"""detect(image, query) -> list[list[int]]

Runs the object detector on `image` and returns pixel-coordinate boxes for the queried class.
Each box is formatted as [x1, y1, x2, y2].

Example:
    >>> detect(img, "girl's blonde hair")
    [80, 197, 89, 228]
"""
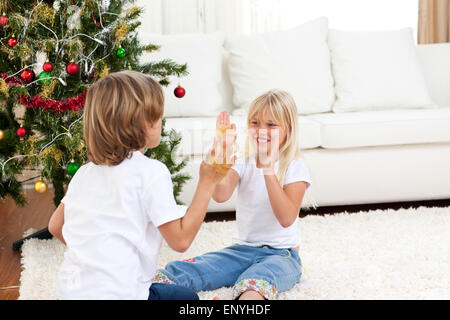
[247, 89, 300, 184]
[83, 70, 164, 166]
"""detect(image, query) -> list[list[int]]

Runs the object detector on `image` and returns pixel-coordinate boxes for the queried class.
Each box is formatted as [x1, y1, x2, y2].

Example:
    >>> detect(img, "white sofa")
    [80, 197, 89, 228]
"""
[139, 18, 450, 212]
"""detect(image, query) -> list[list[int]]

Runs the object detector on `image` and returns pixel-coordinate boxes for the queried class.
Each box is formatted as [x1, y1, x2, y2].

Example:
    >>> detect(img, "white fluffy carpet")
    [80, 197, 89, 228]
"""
[19, 206, 450, 300]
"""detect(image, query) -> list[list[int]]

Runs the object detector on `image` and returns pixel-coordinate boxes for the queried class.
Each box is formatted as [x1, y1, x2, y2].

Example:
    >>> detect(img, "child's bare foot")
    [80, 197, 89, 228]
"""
[238, 290, 265, 300]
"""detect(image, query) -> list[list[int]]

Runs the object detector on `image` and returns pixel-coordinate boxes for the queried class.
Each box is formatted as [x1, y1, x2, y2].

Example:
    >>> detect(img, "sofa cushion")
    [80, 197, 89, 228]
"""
[416, 43, 450, 107]
[224, 17, 335, 115]
[328, 28, 434, 112]
[165, 116, 321, 156]
[308, 107, 450, 149]
[139, 32, 226, 117]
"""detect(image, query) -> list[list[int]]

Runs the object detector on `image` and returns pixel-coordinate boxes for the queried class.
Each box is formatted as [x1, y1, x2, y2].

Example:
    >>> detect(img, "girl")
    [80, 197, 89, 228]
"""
[48, 71, 225, 300]
[155, 89, 311, 300]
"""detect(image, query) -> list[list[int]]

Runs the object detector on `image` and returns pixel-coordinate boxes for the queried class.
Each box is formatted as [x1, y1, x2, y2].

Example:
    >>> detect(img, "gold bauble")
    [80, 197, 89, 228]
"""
[34, 180, 48, 193]
[0, 129, 4, 140]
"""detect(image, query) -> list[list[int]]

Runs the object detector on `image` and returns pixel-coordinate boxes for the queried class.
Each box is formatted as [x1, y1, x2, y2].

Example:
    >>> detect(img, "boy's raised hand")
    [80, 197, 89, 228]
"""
[199, 159, 225, 185]
[213, 111, 237, 166]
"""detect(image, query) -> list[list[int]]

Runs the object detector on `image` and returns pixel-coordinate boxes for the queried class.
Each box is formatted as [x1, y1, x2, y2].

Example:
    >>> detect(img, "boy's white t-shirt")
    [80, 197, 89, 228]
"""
[57, 151, 187, 300]
[231, 156, 311, 249]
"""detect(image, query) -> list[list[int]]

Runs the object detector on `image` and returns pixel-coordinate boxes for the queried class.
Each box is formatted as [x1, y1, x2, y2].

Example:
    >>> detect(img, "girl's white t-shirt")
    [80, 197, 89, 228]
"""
[231, 156, 311, 249]
[57, 151, 187, 300]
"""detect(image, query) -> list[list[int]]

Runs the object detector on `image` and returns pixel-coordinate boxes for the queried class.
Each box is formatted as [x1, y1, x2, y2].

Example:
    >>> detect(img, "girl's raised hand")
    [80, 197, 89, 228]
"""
[255, 128, 280, 175]
[216, 110, 231, 129]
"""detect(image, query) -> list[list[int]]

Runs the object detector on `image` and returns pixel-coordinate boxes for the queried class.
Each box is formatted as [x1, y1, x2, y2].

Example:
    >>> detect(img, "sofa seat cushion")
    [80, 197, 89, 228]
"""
[308, 107, 450, 149]
[165, 115, 321, 156]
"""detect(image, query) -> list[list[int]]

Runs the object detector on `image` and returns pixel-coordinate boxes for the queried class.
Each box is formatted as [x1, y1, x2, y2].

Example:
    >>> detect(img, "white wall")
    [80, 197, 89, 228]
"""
[136, 0, 419, 40]
[278, 0, 418, 36]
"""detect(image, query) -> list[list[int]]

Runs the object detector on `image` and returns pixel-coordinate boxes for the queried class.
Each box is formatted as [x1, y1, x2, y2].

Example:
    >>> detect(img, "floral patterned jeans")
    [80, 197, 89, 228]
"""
[154, 244, 302, 300]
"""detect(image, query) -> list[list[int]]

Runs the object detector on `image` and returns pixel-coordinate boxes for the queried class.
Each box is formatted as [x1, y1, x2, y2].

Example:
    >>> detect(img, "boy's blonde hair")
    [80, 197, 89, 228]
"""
[247, 89, 300, 184]
[83, 70, 164, 166]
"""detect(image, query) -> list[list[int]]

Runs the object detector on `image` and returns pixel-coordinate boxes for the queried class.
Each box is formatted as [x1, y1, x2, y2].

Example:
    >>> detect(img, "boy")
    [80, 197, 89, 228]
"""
[49, 71, 226, 299]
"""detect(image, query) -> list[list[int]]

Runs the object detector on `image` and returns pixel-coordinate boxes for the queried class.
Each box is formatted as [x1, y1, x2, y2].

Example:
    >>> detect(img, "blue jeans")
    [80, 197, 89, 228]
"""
[148, 283, 199, 300]
[154, 244, 302, 300]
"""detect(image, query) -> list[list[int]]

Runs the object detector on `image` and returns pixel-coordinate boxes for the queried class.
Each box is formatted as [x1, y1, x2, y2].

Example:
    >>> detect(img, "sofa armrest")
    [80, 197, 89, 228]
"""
[416, 43, 450, 106]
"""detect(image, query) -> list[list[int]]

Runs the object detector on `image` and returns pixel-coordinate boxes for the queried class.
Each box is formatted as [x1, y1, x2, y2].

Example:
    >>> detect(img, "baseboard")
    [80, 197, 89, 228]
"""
[205, 198, 450, 221]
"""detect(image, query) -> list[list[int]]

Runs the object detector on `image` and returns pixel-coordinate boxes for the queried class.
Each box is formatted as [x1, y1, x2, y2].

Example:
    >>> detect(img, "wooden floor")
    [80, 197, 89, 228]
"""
[0, 189, 57, 300]
[1, 189, 449, 300]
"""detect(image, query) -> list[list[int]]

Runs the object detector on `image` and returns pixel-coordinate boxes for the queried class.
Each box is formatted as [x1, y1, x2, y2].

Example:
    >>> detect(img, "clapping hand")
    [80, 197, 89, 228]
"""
[207, 111, 237, 175]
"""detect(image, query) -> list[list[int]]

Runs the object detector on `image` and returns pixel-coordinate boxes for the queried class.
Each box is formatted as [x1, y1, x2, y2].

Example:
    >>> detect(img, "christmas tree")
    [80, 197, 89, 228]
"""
[0, 0, 190, 208]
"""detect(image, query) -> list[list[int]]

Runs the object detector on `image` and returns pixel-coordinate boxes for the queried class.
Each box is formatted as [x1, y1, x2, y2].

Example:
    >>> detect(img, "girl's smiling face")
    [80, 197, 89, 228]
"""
[249, 109, 287, 154]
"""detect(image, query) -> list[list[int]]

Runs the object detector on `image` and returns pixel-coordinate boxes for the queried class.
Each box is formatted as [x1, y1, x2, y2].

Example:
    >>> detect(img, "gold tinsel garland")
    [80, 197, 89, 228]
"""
[40, 145, 64, 164]
[0, 79, 9, 98]
[67, 38, 84, 60]
[40, 79, 57, 99]
[124, 6, 141, 17]
[96, 60, 110, 79]
[16, 42, 33, 62]
[32, 2, 56, 26]
[20, 135, 39, 166]
[99, 66, 110, 79]
[115, 21, 129, 47]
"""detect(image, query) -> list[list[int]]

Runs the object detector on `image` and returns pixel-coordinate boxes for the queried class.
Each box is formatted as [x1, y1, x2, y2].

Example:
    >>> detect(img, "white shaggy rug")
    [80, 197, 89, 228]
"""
[19, 206, 450, 300]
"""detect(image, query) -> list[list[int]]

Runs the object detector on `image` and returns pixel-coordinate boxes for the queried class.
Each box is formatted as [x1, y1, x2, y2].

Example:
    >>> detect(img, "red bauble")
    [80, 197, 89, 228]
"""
[43, 62, 53, 73]
[8, 36, 17, 47]
[17, 127, 26, 138]
[174, 85, 186, 98]
[20, 69, 35, 83]
[66, 62, 79, 75]
[0, 14, 8, 27]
